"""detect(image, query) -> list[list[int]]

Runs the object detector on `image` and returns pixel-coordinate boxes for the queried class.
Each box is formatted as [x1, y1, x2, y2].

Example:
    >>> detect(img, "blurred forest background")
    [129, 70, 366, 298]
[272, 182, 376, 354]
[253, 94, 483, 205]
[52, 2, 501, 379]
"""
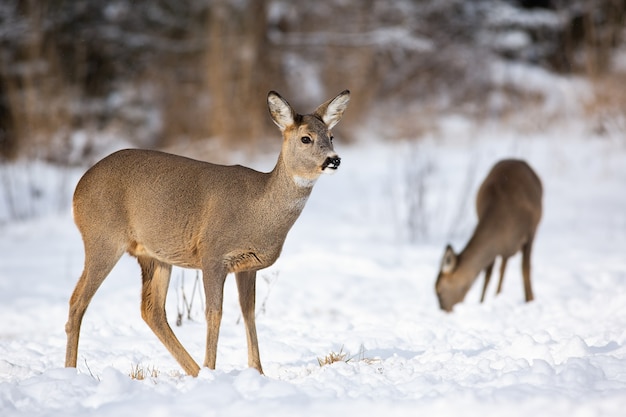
[0, 0, 625, 164]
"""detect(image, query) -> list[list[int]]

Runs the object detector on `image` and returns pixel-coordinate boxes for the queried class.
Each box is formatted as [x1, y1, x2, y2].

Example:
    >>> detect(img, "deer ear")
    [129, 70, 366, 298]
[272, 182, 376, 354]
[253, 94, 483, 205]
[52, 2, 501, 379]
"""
[441, 244, 457, 274]
[268, 91, 295, 131]
[315, 90, 350, 129]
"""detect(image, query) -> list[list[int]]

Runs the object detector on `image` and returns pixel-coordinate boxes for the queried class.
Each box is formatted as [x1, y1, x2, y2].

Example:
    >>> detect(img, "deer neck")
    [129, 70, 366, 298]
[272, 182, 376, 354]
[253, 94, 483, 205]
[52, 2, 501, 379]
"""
[457, 219, 501, 287]
[265, 153, 316, 217]
[217, 155, 316, 273]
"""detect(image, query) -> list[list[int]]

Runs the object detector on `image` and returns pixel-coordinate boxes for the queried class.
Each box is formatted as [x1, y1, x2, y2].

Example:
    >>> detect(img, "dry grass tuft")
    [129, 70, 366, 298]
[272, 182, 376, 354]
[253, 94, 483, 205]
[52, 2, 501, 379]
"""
[317, 345, 378, 367]
[317, 347, 349, 367]
[129, 364, 160, 380]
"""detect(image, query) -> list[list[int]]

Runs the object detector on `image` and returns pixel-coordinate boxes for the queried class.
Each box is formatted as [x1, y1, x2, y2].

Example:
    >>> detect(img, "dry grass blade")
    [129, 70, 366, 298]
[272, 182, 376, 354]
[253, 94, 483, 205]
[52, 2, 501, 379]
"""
[317, 345, 379, 367]
[129, 364, 160, 380]
[317, 346, 349, 367]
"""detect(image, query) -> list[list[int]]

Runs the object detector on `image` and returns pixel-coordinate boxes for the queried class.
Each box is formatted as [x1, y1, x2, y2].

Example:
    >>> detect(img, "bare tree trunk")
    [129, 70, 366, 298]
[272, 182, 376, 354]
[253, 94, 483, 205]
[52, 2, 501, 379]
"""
[206, 0, 270, 145]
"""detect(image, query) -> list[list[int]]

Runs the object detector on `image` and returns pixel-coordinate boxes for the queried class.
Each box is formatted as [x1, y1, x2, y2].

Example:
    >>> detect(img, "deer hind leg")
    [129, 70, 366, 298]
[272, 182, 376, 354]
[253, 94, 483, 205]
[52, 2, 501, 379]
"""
[65, 242, 124, 368]
[521, 238, 534, 302]
[202, 263, 228, 371]
[236, 270, 263, 374]
[138, 256, 200, 376]
[480, 261, 495, 303]
[496, 257, 508, 296]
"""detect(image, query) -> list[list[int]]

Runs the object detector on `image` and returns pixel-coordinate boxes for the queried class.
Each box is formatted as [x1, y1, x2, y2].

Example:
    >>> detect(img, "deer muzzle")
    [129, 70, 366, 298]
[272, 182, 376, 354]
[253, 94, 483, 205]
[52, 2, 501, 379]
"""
[322, 156, 341, 171]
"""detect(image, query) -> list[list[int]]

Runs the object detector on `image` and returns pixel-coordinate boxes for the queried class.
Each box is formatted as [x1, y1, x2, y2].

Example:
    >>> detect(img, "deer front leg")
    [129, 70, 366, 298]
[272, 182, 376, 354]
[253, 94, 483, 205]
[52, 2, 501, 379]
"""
[236, 270, 263, 374]
[496, 257, 508, 295]
[522, 239, 534, 302]
[202, 264, 228, 370]
[480, 261, 495, 303]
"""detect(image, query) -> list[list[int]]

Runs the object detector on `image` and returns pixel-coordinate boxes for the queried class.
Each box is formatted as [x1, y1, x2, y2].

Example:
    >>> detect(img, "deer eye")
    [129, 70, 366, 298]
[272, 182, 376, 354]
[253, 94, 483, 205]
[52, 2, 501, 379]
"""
[330, 135, 334, 142]
[301, 136, 312, 144]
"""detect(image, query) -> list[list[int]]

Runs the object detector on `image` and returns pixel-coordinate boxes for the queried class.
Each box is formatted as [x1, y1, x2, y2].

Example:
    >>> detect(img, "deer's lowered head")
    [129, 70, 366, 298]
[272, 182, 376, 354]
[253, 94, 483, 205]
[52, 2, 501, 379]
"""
[435, 244, 474, 312]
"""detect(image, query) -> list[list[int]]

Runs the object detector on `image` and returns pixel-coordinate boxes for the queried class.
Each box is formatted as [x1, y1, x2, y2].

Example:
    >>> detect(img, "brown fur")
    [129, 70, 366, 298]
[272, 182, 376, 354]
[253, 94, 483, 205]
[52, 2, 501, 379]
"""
[435, 159, 543, 312]
[65, 90, 350, 375]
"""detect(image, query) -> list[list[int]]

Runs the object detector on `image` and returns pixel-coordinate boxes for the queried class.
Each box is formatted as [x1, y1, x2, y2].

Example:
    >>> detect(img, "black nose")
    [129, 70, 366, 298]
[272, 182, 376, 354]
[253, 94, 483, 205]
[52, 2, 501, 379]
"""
[322, 156, 341, 170]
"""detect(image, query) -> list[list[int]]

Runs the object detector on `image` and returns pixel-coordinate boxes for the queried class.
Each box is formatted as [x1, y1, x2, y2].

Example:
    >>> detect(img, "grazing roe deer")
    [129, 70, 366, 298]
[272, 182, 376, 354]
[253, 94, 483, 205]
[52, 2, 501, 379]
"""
[435, 159, 542, 312]
[65, 90, 350, 376]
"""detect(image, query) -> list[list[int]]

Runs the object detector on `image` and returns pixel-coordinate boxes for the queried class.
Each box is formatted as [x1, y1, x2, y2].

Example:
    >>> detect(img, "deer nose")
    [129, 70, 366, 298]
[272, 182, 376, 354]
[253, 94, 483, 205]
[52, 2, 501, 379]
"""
[322, 156, 341, 170]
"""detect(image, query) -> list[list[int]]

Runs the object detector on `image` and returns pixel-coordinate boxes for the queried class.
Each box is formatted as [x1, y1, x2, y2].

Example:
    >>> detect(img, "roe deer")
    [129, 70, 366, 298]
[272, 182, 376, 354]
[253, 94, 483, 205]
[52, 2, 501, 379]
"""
[435, 159, 542, 312]
[65, 90, 350, 376]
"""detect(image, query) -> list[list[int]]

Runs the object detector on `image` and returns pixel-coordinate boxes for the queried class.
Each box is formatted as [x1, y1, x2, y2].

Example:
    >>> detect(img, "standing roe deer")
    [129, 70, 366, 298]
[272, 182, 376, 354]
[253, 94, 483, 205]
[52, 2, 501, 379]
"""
[435, 159, 542, 312]
[65, 90, 350, 376]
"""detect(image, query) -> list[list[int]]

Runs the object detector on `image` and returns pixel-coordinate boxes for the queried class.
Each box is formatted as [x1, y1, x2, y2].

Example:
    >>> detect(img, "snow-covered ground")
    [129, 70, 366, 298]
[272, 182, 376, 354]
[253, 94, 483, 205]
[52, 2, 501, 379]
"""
[1, 121, 625, 416]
